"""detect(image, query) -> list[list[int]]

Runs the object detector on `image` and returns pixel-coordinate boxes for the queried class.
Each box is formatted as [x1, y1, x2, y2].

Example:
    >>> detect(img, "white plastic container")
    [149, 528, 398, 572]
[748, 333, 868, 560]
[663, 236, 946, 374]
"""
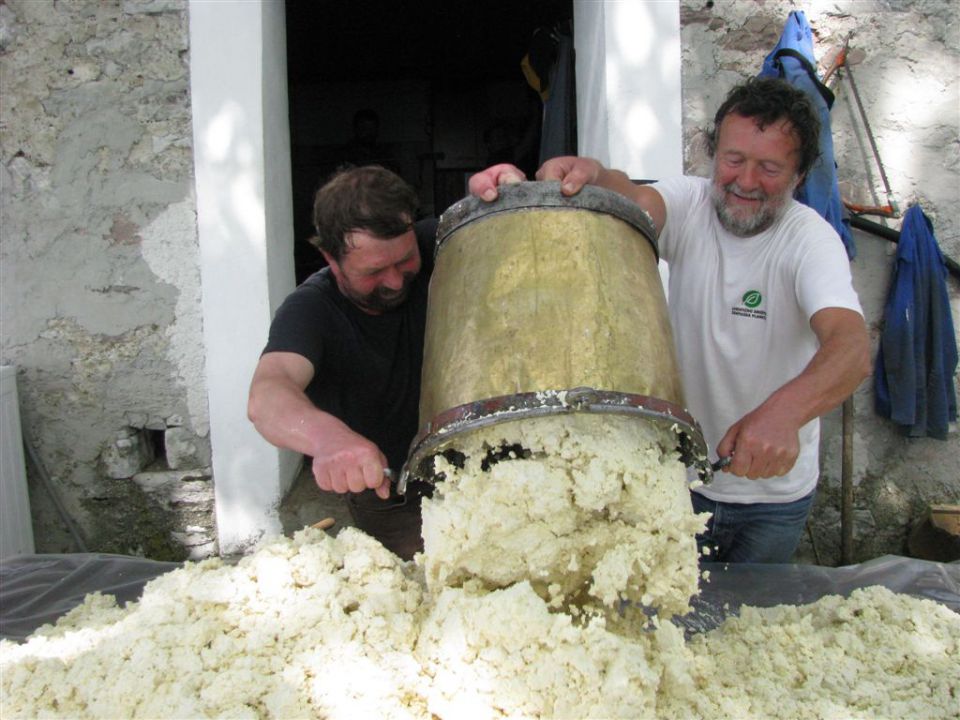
[1, 365, 34, 558]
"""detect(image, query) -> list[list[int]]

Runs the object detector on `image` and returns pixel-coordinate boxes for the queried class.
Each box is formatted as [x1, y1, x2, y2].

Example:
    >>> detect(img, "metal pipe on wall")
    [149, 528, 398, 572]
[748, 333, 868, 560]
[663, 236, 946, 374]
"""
[840, 396, 854, 564]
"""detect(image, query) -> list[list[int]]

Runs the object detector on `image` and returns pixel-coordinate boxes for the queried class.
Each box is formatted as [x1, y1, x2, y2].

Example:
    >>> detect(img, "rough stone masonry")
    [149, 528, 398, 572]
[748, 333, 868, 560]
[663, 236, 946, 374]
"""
[0, 0, 212, 559]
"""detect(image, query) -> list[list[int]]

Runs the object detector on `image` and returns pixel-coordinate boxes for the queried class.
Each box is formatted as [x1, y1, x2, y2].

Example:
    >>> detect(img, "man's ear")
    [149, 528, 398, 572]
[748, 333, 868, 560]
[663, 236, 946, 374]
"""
[792, 173, 806, 197]
[320, 250, 343, 281]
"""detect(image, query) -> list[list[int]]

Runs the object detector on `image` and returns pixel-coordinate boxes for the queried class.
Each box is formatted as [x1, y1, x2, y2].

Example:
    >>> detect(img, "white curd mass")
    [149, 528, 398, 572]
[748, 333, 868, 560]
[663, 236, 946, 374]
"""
[2, 414, 957, 718]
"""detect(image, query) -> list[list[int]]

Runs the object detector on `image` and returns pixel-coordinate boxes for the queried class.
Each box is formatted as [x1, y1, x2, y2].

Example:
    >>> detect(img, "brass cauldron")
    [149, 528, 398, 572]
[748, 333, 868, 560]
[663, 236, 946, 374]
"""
[401, 181, 707, 488]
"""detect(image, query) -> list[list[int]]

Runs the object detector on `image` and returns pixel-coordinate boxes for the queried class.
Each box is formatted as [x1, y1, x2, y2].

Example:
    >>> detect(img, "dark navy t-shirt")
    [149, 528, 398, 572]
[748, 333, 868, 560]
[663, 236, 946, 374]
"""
[262, 219, 438, 470]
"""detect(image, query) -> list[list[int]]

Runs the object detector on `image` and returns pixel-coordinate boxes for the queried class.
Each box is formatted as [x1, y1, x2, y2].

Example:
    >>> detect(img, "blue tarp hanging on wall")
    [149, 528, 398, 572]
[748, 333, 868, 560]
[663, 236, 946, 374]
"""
[874, 205, 958, 439]
[759, 11, 856, 259]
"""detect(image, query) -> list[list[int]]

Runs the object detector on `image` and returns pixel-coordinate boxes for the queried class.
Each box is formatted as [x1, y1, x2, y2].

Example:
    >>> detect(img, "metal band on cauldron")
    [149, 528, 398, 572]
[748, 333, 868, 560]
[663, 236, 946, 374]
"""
[435, 181, 659, 261]
[400, 387, 709, 492]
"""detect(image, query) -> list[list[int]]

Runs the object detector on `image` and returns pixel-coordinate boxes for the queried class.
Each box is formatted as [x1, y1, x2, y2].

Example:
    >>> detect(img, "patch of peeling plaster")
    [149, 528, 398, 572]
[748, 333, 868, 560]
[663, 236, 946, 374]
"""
[139, 199, 209, 435]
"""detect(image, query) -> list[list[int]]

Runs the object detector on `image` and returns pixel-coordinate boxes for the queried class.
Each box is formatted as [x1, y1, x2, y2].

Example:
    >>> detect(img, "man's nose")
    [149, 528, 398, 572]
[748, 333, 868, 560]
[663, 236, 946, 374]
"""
[381, 266, 404, 290]
[737, 163, 760, 191]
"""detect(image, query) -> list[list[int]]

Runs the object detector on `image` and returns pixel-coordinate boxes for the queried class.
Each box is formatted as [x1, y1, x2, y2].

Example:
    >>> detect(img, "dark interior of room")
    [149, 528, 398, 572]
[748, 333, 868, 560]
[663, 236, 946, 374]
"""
[285, 0, 573, 281]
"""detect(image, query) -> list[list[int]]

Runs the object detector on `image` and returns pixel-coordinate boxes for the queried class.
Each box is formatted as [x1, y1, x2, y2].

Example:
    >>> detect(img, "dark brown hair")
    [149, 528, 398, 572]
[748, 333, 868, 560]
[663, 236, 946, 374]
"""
[707, 77, 821, 180]
[309, 165, 419, 261]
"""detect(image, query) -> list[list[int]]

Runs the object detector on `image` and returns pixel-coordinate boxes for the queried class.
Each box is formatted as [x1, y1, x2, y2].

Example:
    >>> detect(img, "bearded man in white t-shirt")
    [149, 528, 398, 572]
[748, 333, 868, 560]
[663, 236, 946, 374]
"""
[469, 77, 871, 563]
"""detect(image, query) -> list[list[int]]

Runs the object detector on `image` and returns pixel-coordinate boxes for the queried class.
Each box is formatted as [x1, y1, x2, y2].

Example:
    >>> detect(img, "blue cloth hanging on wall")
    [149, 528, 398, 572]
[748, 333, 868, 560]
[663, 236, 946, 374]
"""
[759, 11, 856, 259]
[874, 205, 958, 439]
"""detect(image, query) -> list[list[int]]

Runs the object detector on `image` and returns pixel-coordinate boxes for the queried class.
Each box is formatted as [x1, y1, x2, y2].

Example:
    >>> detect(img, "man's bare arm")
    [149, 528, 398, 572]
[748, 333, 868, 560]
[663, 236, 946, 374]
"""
[717, 307, 872, 478]
[248, 352, 390, 498]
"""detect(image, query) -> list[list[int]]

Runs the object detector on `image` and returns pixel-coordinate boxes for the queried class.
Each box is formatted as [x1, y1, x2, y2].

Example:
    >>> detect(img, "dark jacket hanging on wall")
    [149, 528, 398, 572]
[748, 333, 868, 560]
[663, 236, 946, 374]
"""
[522, 22, 577, 164]
[874, 204, 958, 439]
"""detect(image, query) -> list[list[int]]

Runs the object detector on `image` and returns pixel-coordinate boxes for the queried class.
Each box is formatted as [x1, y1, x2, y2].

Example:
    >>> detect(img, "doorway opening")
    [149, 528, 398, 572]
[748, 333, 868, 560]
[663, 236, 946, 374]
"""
[284, 1, 573, 282]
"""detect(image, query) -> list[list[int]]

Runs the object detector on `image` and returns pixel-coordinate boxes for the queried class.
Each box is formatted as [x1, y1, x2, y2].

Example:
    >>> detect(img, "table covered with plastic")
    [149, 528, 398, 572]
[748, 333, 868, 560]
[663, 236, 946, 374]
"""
[1, 551, 957, 642]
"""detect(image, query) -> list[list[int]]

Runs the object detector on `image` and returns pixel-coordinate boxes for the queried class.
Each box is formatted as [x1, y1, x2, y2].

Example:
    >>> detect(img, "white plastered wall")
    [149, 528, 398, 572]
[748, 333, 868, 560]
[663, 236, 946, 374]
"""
[189, 0, 300, 555]
[575, 0, 683, 178]
[575, 0, 682, 292]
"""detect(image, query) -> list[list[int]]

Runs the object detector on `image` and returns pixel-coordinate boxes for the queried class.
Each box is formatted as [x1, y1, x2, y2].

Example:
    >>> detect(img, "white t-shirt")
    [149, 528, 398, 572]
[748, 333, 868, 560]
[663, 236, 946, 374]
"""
[654, 176, 863, 503]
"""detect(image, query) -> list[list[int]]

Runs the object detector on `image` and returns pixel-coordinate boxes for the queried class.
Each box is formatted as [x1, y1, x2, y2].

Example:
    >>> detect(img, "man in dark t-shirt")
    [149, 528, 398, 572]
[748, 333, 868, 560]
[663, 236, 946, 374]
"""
[248, 166, 436, 560]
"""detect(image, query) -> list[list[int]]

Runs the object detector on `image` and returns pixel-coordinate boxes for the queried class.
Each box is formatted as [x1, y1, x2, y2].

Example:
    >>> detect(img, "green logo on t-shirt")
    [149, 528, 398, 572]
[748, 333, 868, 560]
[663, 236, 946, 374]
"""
[742, 290, 762, 308]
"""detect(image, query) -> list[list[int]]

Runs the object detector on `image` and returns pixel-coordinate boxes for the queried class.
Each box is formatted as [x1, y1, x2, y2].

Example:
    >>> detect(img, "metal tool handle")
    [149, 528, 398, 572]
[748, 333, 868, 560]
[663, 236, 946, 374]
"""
[711, 455, 732, 473]
[394, 468, 409, 495]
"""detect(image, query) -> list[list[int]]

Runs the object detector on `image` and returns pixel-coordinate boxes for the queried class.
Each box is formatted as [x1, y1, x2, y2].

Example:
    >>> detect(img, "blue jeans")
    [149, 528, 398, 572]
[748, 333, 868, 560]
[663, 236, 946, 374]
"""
[690, 489, 815, 564]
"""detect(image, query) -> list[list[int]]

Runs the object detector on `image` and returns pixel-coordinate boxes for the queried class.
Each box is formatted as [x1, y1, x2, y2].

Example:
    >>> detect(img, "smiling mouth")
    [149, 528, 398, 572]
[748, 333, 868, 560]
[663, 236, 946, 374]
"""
[728, 188, 764, 203]
[724, 190, 768, 216]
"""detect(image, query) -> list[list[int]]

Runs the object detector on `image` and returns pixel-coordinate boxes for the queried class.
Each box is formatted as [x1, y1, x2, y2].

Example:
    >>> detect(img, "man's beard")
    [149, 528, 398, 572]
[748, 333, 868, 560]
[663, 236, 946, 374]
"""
[342, 273, 416, 313]
[711, 178, 797, 237]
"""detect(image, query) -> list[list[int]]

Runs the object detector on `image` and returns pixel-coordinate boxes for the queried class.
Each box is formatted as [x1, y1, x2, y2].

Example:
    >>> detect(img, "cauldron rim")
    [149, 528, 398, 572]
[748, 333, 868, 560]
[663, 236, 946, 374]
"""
[435, 180, 659, 260]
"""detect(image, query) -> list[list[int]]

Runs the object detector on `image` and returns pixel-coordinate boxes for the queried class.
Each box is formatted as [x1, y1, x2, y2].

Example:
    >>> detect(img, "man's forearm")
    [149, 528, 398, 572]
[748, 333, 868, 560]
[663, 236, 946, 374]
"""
[716, 311, 871, 477]
[249, 374, 391, 498]
[248, 378, 346, 458]
[760, 313, 871, 428]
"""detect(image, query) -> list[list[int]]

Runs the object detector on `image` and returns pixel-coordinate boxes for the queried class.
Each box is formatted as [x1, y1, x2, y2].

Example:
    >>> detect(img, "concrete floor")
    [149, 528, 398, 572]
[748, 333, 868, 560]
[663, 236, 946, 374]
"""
[278, 463, 355, 538]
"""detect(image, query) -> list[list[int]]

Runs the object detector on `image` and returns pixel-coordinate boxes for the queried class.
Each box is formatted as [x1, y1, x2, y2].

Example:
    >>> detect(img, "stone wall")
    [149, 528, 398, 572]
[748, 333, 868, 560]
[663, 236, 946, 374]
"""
[0, 0, 214, 559]
[679, 0, 959, 563]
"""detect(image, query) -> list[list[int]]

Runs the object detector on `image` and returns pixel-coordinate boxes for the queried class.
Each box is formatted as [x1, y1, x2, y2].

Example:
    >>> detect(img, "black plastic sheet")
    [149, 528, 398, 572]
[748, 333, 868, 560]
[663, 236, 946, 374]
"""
[1, 552, 957, 643]
[678, 554, 960, 635]
[1, 553, 180, 642]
